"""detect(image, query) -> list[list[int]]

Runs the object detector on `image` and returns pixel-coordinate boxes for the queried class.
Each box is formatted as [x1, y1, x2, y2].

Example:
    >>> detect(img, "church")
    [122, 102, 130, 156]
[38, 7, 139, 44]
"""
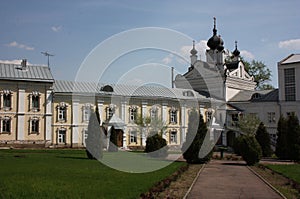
[0, 18, 299, 150]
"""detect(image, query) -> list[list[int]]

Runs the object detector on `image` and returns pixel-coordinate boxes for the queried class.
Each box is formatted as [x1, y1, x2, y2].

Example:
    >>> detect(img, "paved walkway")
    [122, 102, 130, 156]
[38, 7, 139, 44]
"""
[186, 160, 283, 199]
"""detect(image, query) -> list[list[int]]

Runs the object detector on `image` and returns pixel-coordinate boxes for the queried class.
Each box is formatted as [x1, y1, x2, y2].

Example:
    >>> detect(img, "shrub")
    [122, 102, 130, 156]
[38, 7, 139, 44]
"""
[255, 122, 272, 157]
[108, 126, 118, 152]
[182, 109, 213, 164]
[144, 134, 168, 158]
[233, 135, 243, 156]
[239, 135, 262, 165]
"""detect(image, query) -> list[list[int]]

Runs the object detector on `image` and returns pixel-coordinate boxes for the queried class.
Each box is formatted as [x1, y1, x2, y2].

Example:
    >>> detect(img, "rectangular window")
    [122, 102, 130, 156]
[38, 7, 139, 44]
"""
[31, 119, 39, 133]
[284, 68, 296, 101]
[83, 107, 91, 122]
[58, 130, 66, 144]
[170, 111, 177, 124]
[170, 131, 177, 143]
[130, 131, 137, 143]
[3, 94, 11, 108]
[32, 95, 39, 110]
[58, 107, 66, 121]
[106, 107, 114, 120]
[267, 112, 276, 123]
[151, 109, 157, 119]
[2, 118, 11, 133]
[129, 108, 137, 122]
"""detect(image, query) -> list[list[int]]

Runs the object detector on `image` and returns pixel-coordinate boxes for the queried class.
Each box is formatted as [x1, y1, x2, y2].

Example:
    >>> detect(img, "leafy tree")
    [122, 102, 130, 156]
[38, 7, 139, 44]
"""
[86, 111, 103, 159]
[182, 109, 213, 163]
[255, 122, 272, 157]
[108, 126, 118, 152]
[238, 114, 261, 136]
[242, 59, 274, 90]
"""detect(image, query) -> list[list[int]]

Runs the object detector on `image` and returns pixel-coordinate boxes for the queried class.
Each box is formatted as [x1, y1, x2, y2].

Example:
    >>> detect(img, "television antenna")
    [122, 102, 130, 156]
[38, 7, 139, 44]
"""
[41, 51, 54, 68]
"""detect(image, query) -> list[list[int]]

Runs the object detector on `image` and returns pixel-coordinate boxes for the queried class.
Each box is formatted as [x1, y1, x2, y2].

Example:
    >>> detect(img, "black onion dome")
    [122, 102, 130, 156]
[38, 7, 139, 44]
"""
[217, 35, 224, 51]
[232, 41, 240, 56]
[190, 40, 198, 55]
[207, 17, 223, 50]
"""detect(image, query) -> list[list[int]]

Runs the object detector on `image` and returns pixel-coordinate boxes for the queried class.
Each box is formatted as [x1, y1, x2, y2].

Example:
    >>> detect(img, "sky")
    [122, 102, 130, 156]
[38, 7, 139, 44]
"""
[1, 0, 300, 88]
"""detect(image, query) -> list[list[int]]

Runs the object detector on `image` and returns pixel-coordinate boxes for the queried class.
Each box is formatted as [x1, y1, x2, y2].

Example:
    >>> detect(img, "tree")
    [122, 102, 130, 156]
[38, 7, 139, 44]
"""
[239, 135, 262, 165]
[182, 109, 213, 163]
[86, 111, 103, 159]
[276, 114, 300, 161]
[242, 59, 274, 90]
[108, 126, 118, 152]
[286, 114, 300, 161]
[255, 122, 272, 157]
[275, 116, 288, 159]
[238, 114, 261, 136]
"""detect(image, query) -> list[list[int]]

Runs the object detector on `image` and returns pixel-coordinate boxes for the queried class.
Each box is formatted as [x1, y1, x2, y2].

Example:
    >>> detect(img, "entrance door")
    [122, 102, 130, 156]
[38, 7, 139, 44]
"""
[116, 130, 123, 147]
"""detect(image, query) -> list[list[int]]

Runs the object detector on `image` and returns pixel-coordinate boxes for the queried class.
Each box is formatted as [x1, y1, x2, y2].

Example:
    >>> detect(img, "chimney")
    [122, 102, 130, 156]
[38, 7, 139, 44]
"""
[21, 59, 27, 70]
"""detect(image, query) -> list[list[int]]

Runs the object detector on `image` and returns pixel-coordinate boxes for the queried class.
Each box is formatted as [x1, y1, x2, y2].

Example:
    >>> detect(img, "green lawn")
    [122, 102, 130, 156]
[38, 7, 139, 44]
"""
[266, 164, 300, 183]
[0, 149, 185, 199]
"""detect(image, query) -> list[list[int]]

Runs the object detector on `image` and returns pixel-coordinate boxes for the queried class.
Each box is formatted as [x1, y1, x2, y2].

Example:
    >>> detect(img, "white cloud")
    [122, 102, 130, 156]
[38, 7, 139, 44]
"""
[240, 50, 255, 60]
[51, 25, 62, 32]
[6, 41, 34, 51]
[278, 39, 300, 50]
[180, 40, 208, 61]
[162, 54, 174, 64]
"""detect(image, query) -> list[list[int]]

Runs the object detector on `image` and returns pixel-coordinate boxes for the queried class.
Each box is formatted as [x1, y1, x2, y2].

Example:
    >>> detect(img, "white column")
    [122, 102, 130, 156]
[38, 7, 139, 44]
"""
[45, 90, 52, 141]
[72, 100, 79, 147]
[162, 103, 167, 123]
[141, 102, 147, 118]
[97, 100, 104, 126]
[17, 88, 25, 140]
[141, 102, 147, 146]
[180, 104, 186, 145]
[121, 100, 127, 148]
[121, 100, 126, 123]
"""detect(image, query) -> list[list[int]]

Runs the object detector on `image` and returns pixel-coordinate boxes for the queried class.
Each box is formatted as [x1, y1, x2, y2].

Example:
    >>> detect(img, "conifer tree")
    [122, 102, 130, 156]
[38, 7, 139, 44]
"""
[276, 116, 288, 159]
[182, 109, 212, 163]
[255, 122, 272, 157]
[108, 126, 118, 152]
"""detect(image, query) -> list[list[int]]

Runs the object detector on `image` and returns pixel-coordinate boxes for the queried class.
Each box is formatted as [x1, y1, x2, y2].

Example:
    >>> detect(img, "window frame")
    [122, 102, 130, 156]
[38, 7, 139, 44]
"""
[129, 130, 137, 144]
[1, 116, 11, 134]
[170, 130, 177, 144]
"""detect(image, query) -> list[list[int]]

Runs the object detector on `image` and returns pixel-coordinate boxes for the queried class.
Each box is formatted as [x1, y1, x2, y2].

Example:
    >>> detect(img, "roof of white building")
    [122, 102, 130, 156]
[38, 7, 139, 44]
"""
[279, 54, 300, 65]
[54, 80, 209, 101]
[229, 89, 278, 102]
[0, 62, 54, 82]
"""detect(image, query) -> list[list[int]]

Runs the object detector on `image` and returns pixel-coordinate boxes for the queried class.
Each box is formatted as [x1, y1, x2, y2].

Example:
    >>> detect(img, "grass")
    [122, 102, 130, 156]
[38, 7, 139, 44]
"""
[0, 149, 185, 199]
[252, 164, 300, 199]
[266, 164, 300, 184]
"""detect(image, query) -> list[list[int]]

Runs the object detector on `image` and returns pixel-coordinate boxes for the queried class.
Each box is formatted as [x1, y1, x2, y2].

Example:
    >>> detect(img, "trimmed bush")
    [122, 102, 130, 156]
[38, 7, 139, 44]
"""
[239, 135, 262, 165]
[145, 134, 168, 158]
[182, 109, 213, 164]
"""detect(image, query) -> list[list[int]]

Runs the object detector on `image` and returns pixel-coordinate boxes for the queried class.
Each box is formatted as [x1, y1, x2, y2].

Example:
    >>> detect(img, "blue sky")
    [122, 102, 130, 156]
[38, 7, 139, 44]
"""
[1, 0, 300, 87]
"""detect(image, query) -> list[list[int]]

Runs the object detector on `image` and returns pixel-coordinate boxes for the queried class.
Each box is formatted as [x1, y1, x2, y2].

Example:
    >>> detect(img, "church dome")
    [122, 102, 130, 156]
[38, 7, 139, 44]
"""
[190, 40, 198, 55]
[207, 17, 224, 51]
[232, 41, 240, 56]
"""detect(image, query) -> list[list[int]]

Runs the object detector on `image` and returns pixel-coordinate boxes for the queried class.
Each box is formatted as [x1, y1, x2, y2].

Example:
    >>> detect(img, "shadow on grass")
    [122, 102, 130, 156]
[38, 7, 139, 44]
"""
[56, 156, 90, 160]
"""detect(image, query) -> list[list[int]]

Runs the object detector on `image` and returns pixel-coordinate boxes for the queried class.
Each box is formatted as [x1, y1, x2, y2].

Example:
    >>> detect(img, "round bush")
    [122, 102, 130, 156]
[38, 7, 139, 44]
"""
[145, 134, 168, 158]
